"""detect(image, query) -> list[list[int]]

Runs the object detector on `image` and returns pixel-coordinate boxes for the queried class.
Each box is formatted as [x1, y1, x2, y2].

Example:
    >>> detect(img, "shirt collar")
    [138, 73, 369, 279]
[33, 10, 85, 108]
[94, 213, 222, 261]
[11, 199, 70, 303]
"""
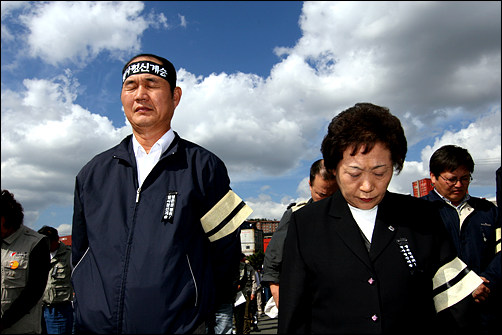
[132, 128, 175, 157]
[2, 225, 25, 245]
[433, 188, 471, 209]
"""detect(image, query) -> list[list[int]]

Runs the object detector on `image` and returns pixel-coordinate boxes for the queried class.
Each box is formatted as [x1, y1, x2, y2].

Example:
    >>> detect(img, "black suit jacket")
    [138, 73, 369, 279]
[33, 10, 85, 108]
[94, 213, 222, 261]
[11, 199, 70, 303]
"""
[278, 190, 480, 334]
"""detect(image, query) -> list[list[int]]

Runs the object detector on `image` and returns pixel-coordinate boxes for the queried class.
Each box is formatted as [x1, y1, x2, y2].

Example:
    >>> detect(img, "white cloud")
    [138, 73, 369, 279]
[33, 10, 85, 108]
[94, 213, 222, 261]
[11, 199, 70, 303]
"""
[244, 194, 289, 221]
[389, 108, 501, 197]
[1, 1, 500, 225]
[179, 14, 187, 28]
[421, 109, 501, 184]
[1, 72, 131, 225]
[17, 1, 165, 66]
[172, 1, 500, 185]
[55, 224, 72, 237]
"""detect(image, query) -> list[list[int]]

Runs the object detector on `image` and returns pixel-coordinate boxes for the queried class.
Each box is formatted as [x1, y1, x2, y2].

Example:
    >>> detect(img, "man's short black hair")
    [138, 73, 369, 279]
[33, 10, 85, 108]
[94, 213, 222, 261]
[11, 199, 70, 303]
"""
[429, 145, 475, 177]
[38, 225, 59, 242]
[309, 159, 335, 184]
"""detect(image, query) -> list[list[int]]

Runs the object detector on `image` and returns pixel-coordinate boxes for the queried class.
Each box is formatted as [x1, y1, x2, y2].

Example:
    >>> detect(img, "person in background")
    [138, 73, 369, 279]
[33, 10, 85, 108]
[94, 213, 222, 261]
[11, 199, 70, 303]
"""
[1, 190, 50, 334]
[37, 226, 73, 334]
[262, 159, 338, 308]
[71, 53, 252, 334]
[278, 103, 483, 334]
[233, 255, 256, 335]
[423, 145, 500, 334]
[250, 266, 261, 332]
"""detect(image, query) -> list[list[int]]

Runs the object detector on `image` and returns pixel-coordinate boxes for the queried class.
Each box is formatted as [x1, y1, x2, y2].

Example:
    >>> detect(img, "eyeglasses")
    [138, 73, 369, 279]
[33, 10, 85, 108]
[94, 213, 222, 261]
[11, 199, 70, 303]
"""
[439, 174, 472, 186]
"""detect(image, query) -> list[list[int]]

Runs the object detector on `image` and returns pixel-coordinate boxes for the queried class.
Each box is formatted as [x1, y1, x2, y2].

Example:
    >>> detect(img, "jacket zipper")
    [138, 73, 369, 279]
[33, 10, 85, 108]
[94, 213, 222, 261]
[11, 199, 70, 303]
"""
[136, 187, 141, 203]
[117, 187, 141, 333]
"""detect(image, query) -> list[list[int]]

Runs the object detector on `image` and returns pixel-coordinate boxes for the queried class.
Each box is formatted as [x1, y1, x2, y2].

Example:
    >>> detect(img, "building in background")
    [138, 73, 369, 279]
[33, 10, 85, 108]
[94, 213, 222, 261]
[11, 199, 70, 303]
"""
[240, 220, 279, 255]
[254, 220, 279, 234]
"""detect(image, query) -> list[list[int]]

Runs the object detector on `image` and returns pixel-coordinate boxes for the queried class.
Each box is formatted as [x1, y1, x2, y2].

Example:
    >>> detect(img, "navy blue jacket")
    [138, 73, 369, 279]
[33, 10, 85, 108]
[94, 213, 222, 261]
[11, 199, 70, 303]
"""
[422, 191, 500, 289]
[422, 190, 501, 332]
[71, 133, 247, 334]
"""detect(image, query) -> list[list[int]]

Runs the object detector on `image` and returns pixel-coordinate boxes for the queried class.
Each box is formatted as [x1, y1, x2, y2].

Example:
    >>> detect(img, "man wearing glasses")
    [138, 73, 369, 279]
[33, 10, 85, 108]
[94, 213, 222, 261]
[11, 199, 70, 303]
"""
[423, 145, 500, 334]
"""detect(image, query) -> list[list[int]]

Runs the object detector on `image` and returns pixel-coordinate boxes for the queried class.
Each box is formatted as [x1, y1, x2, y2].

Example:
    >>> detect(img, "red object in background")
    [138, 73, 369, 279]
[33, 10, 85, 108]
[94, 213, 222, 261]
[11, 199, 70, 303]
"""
[412, 178, 433, 197]
[263, 237, 271, 252]
[59, 235, 72, 246]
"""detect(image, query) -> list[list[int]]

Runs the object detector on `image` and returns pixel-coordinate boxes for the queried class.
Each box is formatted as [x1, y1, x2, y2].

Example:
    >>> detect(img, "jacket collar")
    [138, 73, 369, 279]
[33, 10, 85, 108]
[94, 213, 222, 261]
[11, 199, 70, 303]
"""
[3, 225, 27, 246]
[433, 188, 471, 209]
[328, 191, 372, 268]
[370, 193, 398, 262]
[327, 191, 397, 268]
[112, 132, 182, 165]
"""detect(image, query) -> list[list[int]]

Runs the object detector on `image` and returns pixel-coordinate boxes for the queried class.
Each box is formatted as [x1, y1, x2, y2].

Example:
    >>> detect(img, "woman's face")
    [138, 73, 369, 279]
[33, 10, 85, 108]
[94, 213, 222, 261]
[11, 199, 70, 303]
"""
[335, 142, 394, 210]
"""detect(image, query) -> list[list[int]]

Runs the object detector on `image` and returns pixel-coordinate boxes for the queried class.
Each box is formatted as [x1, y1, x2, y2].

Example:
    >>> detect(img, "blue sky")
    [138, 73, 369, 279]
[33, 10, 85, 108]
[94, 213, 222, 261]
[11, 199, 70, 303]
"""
[1, 1, 501, 236]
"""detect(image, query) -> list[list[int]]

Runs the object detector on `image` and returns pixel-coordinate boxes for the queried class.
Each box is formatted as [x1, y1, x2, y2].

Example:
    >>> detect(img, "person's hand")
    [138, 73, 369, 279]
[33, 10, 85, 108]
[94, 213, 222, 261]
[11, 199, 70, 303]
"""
[270, 283, 279, 308]
[472, 276, 490, 303]
[250, 293, 255, 300]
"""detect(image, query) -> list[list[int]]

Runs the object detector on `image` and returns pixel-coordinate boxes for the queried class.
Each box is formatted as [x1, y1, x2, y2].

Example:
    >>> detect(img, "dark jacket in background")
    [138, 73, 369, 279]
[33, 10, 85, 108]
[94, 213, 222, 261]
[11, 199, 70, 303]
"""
[262, 199, 311, 285]
[423, 190, 501, 333]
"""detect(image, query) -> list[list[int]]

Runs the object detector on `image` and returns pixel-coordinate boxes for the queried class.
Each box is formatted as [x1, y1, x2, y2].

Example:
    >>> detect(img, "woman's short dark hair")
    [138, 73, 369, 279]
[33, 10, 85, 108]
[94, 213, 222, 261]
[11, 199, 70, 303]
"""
[429, 145, 474, 177]
[321, 103, 407, 174]
[1, 189, 24, 231]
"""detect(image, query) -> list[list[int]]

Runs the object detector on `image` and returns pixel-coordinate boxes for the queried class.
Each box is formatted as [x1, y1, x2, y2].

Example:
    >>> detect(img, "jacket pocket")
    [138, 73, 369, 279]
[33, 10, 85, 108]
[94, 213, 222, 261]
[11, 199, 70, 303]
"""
[186, 254, 198, 307]
[2, 254, 28, 288]
[71, 248, 114, 333]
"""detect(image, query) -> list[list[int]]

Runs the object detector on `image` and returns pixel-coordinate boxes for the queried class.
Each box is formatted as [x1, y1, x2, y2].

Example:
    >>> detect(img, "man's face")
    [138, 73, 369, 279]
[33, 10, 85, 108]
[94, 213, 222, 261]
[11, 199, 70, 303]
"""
[121, 56, 181, 135]
[335, 142, 393, 210]
[309, 174, 338, 202]
[430, 166, 471, 205]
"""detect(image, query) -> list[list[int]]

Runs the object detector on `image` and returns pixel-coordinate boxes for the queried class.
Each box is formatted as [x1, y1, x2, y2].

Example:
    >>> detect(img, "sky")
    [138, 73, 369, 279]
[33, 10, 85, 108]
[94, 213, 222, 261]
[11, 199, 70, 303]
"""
[1, 1, 501, 237]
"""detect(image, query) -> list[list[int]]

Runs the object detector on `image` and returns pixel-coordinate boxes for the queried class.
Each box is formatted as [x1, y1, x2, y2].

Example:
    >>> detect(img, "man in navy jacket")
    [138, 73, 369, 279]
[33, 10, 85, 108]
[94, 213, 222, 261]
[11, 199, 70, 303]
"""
[423, 145, 500, 334]
[71, 54, 252, 334]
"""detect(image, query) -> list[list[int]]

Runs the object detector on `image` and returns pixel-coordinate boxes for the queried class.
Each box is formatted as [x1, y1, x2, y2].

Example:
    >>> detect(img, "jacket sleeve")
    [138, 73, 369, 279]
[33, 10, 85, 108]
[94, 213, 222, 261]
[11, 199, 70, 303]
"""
[262, 208, 293, 285]
[71, 176, 88, 268]
[198, 156, 252, 304]
[480, 205, 501, 290]
[432, 210, 483, 333]
[277, 212, 310, 334]
[0, 238, 50, 330]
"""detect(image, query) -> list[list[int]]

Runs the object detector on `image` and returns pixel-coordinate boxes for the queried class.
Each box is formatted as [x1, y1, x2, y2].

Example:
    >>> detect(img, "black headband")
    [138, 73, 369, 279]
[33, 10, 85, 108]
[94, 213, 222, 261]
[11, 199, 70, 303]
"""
[122, 60, 173, 85]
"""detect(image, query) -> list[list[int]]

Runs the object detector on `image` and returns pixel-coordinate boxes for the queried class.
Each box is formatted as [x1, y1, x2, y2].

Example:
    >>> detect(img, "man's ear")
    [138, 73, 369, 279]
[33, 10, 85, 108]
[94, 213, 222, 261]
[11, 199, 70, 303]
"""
[173, 86, 182, 108]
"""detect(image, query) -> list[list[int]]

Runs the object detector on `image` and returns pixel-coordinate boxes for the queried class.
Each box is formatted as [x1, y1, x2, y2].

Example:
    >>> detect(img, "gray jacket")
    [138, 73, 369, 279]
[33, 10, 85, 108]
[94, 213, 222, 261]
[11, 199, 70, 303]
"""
[262, 199, 312, 284]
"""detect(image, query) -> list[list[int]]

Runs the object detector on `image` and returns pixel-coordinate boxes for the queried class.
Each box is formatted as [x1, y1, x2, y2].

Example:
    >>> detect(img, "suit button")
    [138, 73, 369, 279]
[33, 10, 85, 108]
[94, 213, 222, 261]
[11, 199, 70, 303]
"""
[368, 278, 375, 285]
[371, 314, 378, 322]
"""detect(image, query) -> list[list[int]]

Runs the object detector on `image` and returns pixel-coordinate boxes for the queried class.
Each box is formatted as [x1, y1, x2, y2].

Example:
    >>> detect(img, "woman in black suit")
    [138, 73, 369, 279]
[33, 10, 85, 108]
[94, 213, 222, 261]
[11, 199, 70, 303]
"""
[278, 103, 485, 334]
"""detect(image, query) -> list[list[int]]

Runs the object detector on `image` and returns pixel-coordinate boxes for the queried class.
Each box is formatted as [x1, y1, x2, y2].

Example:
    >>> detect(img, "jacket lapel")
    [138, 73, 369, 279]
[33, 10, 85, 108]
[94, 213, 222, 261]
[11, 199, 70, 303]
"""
[328, 192, 373, 270]
[369, 192, 397, 262]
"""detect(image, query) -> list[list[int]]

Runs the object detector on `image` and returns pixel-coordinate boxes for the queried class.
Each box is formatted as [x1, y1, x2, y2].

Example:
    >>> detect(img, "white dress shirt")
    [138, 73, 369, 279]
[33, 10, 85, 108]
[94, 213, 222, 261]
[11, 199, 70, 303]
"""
[132, 129, 175, 187]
